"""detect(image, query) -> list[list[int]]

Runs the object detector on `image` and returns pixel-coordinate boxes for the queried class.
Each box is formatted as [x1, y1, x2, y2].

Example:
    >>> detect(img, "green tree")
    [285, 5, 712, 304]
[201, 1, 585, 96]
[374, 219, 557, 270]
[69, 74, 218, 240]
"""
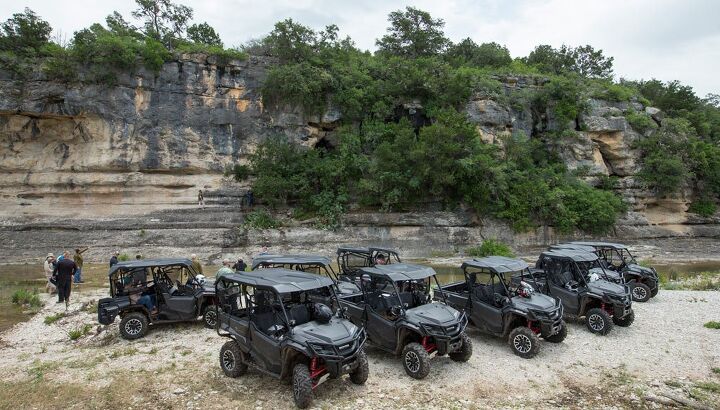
[131, 0, 193, 44]
[446, 38, 512, 68]
[376, 7, 449, 58]
[262, 18, 316, 63]
[0, 8, 52, 56]
[526, 44, 613, 78]
[106, 11, 142, 38]
[187, 22, 222, 46]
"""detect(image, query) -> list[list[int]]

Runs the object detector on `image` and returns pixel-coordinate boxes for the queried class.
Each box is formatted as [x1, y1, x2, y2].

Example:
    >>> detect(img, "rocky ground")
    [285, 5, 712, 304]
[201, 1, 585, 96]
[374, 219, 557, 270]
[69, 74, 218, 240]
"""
[1, 287, 719, 409]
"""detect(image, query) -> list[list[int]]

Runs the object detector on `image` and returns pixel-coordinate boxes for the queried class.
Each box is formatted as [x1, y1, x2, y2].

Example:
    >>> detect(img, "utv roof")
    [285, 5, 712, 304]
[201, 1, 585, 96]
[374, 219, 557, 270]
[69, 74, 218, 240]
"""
[251, 254, 333, 270]
[336, 246, 399, 255]
[539, 249, 599, 262]
[108, 258, 192, 276]
[461, 256, 529, 273]
[570, 241, 628, 250]
[219, 269, 335, 292]
[359, 263, 436, 281]
[550, 243, 598, 253]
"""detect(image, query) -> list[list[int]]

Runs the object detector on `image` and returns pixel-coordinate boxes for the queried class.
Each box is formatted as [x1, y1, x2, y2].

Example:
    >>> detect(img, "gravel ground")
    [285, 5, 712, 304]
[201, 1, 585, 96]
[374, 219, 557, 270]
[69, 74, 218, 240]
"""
[1, 288, 719, 409]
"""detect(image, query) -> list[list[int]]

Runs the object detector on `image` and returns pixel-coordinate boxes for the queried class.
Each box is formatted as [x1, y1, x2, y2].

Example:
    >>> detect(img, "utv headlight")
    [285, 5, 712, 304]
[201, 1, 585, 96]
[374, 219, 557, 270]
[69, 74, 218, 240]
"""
[308, 343, 335, 355]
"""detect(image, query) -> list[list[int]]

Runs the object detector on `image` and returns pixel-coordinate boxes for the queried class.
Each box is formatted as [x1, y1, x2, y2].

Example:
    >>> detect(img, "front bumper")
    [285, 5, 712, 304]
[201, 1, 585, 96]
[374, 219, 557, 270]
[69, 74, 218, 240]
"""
[534, 306, 564, 337]
[419, 314, 468, 354]
[308, 330, 367, 378]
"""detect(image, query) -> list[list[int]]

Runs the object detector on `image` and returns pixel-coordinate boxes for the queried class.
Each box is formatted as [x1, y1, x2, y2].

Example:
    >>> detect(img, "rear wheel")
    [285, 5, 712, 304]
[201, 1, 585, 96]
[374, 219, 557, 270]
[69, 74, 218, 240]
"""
[119, 312, 148, 340]
[544, 321, 567, 343]
[402, 342, 431, 379]
[202, 305, 218, 329]
[292, 363, 314, 409]
[613, 309, 635, 327]
[349, 349, 369, 385]
[508, 327, 540, 359]
[630, 282, 651, 302]
[448, 332, 473, 362]
[586, 308, 613, 335]
[219, 340, 247, 378]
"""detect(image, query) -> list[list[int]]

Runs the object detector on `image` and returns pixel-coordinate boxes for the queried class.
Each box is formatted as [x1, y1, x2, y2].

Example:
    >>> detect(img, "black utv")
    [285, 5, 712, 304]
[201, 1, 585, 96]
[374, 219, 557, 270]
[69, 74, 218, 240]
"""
[570, 241, 659, 302]
[338, 263, 472, 379]
[336, 246, 402, 276]
[533, 250, 634, 335]
[98, 258, 217, 340]
[437, 256, 566, 358]
[215, 269, 368, 409]
[252, 254, 360, 295]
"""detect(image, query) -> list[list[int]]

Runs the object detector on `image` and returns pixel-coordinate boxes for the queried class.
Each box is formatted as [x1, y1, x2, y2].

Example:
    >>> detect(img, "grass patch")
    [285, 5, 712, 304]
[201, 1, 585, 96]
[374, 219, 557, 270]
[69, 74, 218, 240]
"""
[712, 367, 720, 375]
[661, 271, 720, 291]
[695, 381, 720, 393]
[704, 321, 720, 329]
[27, 360, 61, 381]
[66, 355, 105, 369]
[109, 347, 139, 359]
[43, 312, 66, 325]
[68, 324, 93, 340]
[243, 210, 281, 229]
[11, 289, 42, 307]
[465, 239, 515, 258]
[665, 380, 683, 388]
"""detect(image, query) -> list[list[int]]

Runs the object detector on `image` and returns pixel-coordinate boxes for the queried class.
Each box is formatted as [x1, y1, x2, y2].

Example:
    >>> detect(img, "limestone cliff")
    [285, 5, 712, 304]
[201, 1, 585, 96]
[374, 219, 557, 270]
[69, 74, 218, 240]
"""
[0, 55, 717, 262]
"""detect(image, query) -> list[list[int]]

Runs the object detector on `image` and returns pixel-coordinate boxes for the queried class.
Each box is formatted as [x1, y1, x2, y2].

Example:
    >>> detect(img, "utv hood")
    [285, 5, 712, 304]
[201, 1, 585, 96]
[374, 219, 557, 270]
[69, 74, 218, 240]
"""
[511, 293, 557, 312]
[625, 264, 657, 278]
[587, 279, 627, 299]
[404, 302, 461, 326]
[292, 317, 359, 345]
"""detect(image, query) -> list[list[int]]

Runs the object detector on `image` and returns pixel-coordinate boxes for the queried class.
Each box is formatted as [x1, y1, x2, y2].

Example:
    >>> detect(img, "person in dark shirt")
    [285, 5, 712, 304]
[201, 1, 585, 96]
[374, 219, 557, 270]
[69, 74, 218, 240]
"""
[53, 251, 77, 308]
[110, 251, 119, 267]
[232, 258, 247, 272]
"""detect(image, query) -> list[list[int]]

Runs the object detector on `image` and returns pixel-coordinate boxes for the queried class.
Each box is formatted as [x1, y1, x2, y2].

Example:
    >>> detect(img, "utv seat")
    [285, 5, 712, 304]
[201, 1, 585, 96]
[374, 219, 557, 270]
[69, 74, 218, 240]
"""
[251, 311, 276, 333]
[398, 292, 414, 308]
[287, 304, 310, 326]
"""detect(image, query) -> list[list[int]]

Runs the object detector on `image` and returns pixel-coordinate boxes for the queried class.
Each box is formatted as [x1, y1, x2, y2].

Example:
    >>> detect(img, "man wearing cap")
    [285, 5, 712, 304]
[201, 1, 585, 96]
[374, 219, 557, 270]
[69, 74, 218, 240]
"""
[44, 253, 56, 294]
[215, 259, 234, 281]
[110, 251, 119, 267]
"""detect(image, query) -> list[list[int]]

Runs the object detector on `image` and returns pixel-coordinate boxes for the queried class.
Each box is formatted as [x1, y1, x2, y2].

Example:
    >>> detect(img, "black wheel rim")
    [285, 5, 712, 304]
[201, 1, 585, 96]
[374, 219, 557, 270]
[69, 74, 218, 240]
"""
[405, 351, 420, 373]
[205, 310, 217, 327]
[588, 314, 604, 331]
[513, 334, 532, 353]
[632, 286, 647, 300]
[124, 318, 142, 336]
[222, 349, 235, 371]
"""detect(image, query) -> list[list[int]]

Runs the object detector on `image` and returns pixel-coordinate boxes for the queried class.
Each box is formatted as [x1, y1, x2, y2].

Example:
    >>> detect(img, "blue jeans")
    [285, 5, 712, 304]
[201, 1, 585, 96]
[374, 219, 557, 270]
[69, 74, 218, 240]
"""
[138, 294, 156, 312]
[73, 268, 82, 283]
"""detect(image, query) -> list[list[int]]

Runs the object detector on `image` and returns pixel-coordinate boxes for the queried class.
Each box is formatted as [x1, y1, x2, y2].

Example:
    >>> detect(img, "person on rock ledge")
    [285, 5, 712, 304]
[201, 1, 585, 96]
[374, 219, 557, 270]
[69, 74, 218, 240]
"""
[110, 251, 119, 267]
[73, 247, 88, 284]
[198, 189, 205, 208]
[44, 253, 56, 294]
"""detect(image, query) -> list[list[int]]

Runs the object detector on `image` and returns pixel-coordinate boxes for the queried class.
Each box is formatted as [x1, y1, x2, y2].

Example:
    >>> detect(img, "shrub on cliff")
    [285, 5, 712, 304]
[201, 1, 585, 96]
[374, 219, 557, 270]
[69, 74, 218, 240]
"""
[466, 239, 514, 258]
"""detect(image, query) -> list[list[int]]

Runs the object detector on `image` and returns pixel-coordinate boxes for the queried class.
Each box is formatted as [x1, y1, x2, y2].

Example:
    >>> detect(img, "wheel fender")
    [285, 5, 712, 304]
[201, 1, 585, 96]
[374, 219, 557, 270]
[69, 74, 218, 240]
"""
[396, 326, 421, 355]
[280, 347, 309, 380]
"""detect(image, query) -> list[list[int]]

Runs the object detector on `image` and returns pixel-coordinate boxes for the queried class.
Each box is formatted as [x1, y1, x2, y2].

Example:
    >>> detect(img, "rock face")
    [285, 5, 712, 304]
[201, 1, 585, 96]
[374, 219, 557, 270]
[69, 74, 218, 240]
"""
[0, 58, 716, 262]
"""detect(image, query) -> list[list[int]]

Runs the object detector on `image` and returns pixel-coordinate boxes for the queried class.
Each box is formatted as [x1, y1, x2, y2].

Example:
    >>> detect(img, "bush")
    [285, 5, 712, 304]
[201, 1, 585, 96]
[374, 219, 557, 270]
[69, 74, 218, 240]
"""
[11, 289, 41, 307]
[688, 198, 717, 217]
[466, 239, 514, 258]
[68, 324, 93, 340]
[118, 253, 130, 262]
[625, 110, 658, 133]
[243, 210, 280, 229]
[225, 164, 250, 182]
[175, 42, 247, 66]
[704, 321, 720, 330]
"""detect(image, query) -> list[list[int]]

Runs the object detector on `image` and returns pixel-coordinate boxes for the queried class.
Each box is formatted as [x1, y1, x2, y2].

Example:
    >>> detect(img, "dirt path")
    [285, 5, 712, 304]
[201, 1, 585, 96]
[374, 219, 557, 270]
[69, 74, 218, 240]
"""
[1, 288, 719, 409]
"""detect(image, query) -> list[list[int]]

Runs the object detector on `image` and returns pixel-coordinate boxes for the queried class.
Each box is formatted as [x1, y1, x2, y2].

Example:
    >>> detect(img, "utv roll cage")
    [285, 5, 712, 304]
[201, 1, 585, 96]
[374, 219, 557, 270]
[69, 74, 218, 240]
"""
[460, 256, 541, 298]
[336, 246, 402, 275]
[570, 241, 638, 266]
[108, 258, 201, 297]
[538, 249, 618, 285]
[252, 255, 340, 281]
[356, 263, 447, 311]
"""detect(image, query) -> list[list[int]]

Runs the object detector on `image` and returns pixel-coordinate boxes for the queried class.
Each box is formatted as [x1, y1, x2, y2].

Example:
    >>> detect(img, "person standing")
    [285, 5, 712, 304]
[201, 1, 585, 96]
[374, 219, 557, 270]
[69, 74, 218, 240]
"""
[73, 247, 88, 283]
[44, 253, 56, 294]
[190, 254, 203, 276]
[54, 251, 77, 308]
[245, 189, 254, 208]
[232, 258, 247, 272]
[215, 259, 235, 280]
[110, 251, 119, 267]
[259, 245, 269, 255]
[198, 190, 205, 208]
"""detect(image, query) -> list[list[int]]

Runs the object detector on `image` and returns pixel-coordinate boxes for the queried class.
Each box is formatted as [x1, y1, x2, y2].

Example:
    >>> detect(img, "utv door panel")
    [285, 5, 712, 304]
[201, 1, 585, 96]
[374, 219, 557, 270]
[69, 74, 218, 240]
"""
[161, 292, 197, 318]
[366, 309, 397, 351]
[249, 323, 282, 374]
[548, 284, 580, 315]
[471, 300, 503, 334]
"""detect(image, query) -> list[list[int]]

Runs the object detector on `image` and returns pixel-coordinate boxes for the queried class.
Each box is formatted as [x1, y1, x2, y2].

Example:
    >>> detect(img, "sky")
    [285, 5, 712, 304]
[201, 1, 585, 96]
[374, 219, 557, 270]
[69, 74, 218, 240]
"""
[5, 0, 719, 97]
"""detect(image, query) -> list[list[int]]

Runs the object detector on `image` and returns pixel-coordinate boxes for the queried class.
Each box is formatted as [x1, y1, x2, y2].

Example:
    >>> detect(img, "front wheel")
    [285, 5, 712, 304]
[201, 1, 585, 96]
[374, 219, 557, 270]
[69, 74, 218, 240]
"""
[202, 305, 218, 329]
[119, 312, 148, 340]
[448, 332, 473, 362]
[292, 363, 314, 409]
[349, 349, 369, 385]
[586, 308, 613, 335]
[630, 282, 651, 302]
[219, 340, 247, 378]
[402, 342, 431, 379]
[508, 327, 540, 359]
[544, 322, 567, 343]
[613, 309, 635, 327]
